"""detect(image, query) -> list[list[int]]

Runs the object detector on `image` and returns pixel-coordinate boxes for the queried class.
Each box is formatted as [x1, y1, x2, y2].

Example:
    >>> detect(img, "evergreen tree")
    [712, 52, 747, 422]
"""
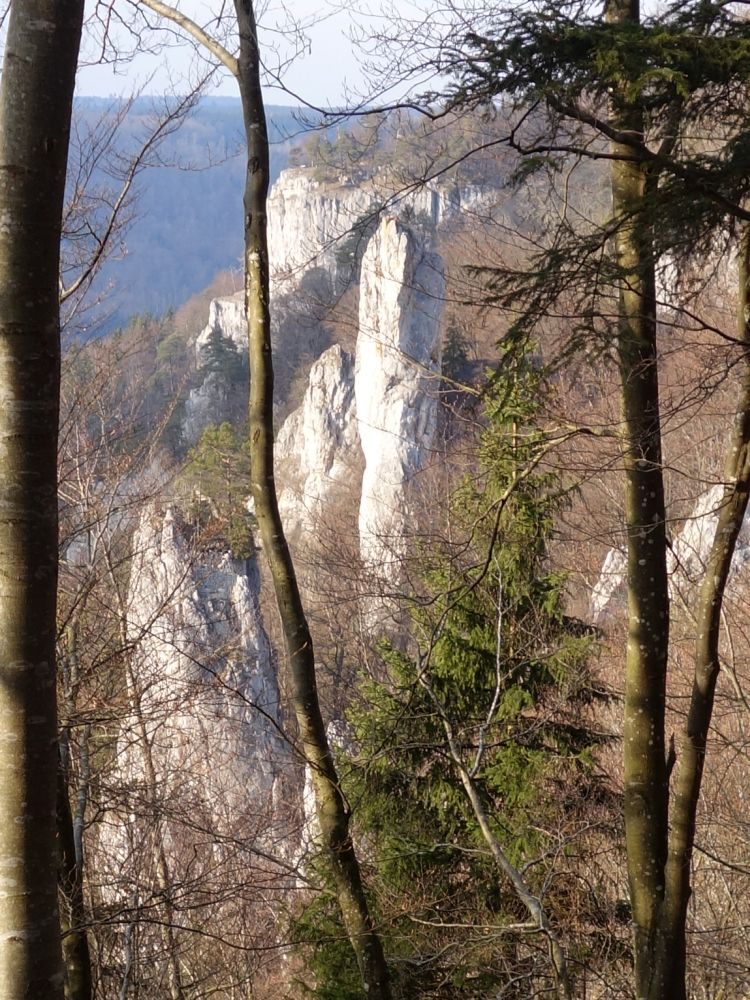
[432, 5, 750, 993]
[200, 329, 247, 384]
[297, 350, 618, 998]
[185, 422, 255, 558]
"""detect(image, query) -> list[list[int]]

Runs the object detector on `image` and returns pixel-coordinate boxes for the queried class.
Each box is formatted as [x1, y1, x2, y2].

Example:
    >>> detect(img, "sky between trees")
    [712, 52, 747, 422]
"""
[76, 0, 382, 106]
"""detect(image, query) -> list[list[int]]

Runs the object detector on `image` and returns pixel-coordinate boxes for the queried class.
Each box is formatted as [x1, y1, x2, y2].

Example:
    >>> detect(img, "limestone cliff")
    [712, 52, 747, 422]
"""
[590, 485, 750, 622]
[275, 344, 360, 538]
[267, 166, 462, 292]
[195, 293, 246, 357]
[355, 217, 445, 581]
[106, 506, 286, 883]
[274, 217, 446, 591]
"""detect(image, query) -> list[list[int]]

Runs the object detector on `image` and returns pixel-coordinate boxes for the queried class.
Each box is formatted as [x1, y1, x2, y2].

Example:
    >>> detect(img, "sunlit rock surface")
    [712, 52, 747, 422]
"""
[103, 505, 286, 891]
[275, 344, 360, 538]
[268, 169, 375, 290]
[355, 216, 445, 581]
[267, 166, 462, 292]
[195, 293, 246, 357]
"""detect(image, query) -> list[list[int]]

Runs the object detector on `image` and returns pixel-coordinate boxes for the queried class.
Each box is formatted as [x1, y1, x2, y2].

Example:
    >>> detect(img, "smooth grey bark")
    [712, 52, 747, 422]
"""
[0, 3, 84, 999]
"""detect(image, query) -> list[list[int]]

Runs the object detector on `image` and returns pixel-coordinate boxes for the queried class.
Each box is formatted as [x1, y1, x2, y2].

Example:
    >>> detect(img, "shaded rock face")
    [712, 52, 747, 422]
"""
[106, 506, 286, 886]
[182, 370, 241, 447]
[355, 217, 446, 578]
[184, 296, 249, 446]
[123, 506, 282, 797]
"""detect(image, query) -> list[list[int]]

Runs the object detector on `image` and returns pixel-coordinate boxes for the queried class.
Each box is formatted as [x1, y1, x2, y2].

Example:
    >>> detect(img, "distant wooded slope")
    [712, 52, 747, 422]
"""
[70, 96, 310, 334]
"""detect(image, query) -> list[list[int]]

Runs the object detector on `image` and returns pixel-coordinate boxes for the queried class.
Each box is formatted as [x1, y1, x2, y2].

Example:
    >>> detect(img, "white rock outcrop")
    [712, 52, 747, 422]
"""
[275, 344, 360, 538]
[195, 292, 246, 357]
[589, 485, 750, 622]
[268, 170, 375, 288]
[590, 548, 628, 624]
[267, 167, 462, 292]
[186, 294, 248, 445]
[274, 216, 446, 602]
[355, 217, 445, 579]
[182, 371, 236, 446]
[106, 506, 285, 882]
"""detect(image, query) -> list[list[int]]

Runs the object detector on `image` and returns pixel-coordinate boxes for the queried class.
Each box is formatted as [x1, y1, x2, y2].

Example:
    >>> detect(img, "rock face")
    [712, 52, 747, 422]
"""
[589, 485, 750, 622]
[268, 170, 375, 290]
[123, 506, 282, 795]
[590, 548, 628, 624]
[195, 293, 246, 357]
[274, 217, 446, 593]
[276, 344, 360, 538]
[107, 506, 285, 885]
[184, 294, 248, 446]
[267, 167, 461, 293]
[182, 370, 238, 446]
[98, 505, 292, 979]
[355, 217, 445, 578]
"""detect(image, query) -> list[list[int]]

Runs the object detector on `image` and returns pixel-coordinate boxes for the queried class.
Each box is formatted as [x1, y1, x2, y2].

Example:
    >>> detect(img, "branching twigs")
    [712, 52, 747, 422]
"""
[61, 85, 206, 312]
[416, 655, 574, 1000]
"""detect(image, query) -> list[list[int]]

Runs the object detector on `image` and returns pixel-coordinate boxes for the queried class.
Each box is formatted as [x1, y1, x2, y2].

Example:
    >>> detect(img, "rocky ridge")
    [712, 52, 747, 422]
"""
[274, 216, 445, 596]
[267, 167, 461, 292]
[355, 216, 445, 580]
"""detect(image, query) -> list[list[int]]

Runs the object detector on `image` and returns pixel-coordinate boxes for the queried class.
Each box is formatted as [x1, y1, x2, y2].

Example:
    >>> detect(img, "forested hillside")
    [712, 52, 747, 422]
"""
[68, 97, 310, 332]
[3, 2, 750, 1000]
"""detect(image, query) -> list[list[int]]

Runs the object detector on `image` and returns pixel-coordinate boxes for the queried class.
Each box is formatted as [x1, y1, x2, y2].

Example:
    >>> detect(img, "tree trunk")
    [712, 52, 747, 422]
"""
[656, 228, 750, 997]
[0, 3, 84, 998]
[233, 3, 392, 996]
[604, 1, 671, 995]
[57, 751, 93, 1000]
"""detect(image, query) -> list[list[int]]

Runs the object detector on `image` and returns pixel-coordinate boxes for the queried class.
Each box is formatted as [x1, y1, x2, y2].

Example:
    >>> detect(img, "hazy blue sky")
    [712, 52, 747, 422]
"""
[76, 1, 378, 107]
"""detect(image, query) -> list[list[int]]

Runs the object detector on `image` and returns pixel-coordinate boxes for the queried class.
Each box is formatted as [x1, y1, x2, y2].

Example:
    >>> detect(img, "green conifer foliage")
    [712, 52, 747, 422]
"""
[185, 421, 255, 557]
[200, 329, 247, 383]
[296, 351, 618, 998]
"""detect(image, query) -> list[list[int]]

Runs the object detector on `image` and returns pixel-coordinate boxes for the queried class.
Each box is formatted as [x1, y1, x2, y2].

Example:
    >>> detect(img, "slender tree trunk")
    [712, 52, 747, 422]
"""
[58, 620, 93, 1000]
[233, 3, 391, 996]
[604, 1, 671, 995]
[57, 751, 93, 1000]
[658, 228, 750, 996]
[0, 4, 84, 998]
[605, 6, 750, 996]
